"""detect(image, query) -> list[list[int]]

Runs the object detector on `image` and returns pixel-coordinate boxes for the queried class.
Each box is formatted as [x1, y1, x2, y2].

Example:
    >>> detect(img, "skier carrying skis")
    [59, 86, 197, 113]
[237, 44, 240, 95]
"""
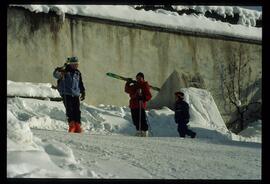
[53, 56, 85, 133]
[125, 72, 152, 137]
[174, 91, 196, 138]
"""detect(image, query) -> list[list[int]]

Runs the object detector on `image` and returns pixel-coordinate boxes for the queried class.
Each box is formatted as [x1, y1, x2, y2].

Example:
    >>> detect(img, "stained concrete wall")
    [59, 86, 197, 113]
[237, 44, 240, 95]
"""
[7, 7, 262, 123]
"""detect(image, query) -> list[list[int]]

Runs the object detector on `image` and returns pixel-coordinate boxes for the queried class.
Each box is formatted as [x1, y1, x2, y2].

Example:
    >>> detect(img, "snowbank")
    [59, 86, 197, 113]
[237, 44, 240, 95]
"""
[238, 120, 261, 143]
[7, 80, 61, 98]
[9, 5, 261, 41]
[6, 80, 261, 178]
[7, 80, 261, 143]
[7, 107, 82, 178]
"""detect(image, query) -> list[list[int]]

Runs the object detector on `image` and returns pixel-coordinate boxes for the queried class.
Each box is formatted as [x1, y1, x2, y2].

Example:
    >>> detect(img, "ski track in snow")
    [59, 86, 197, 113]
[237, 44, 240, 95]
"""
[32, 129, 261, 179]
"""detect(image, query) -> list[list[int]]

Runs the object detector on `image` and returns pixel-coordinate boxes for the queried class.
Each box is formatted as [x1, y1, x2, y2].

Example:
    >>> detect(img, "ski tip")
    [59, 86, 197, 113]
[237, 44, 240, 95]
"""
[150, 86, 160, 91]
[106, 72, 116, 77]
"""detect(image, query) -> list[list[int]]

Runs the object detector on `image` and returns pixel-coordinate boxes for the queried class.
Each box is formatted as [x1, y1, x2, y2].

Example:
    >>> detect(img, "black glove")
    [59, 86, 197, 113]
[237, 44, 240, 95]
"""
[55, 65, 66, 72]
[127, 78, 136, 84]
[80, 91, 85, 101]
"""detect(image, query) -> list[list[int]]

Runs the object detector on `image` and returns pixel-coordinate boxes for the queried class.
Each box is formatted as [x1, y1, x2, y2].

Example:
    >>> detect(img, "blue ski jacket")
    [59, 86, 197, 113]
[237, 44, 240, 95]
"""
[53, 65, 85, 97]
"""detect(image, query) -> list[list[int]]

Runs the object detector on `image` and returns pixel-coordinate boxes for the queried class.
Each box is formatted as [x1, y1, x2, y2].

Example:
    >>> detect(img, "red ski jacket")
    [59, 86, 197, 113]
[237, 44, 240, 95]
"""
[125, 80, 152, 109]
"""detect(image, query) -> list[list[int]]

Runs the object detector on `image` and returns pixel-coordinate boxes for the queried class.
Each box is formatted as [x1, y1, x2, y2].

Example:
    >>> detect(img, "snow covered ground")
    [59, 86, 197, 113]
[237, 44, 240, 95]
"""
[7, 80, 261, 179]
[10, 5, 262, 41]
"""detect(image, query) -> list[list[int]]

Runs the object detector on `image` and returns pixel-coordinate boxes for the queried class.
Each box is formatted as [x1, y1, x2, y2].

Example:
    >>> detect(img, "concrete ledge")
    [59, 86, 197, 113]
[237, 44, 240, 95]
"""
[65, 13, 262, 45]
[10, 6, 261, 45]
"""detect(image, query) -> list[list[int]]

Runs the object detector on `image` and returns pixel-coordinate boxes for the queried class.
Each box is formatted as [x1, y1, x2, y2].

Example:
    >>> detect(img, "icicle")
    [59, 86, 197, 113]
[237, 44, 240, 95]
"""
[60, 12, 65, 23]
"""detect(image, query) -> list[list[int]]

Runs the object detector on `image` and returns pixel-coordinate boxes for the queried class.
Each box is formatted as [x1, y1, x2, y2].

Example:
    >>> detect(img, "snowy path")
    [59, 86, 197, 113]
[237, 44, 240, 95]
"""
[7, 82, 261, 178]
[32, 129, 261, 179]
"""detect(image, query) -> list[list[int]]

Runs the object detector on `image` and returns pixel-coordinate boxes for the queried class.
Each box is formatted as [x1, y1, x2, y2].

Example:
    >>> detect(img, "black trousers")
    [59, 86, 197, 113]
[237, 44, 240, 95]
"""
[177, 121, 196, 137]
[131, 108, 148, 131]
[62, 95, 81, 124]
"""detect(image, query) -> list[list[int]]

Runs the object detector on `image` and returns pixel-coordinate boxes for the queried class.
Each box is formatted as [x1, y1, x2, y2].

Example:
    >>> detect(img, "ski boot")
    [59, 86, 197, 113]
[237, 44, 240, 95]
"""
[141, 131, 149, 137]
[68, 121, 76, 133]
[135, 131, 142, 136]
[191, 132, 196, 138]
[74, 122, 82, 133]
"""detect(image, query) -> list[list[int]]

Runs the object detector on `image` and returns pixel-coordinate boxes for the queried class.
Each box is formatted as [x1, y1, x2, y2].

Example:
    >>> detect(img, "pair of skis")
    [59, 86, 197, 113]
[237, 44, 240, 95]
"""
[106, 72, 160, 91]
[52, 72, 160, 91]
[106, 72, 156, 137]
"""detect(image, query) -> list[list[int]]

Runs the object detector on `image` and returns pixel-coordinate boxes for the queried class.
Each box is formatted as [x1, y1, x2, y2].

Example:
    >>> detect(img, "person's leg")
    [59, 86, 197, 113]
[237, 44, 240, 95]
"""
[140, 109, 149, 137]
[186, 127, 196, 138]
[140, 109, 148, 131]
[72, 96, 82, 133]
[72, 96, 81, 123]
[64, 95, 76, 132]
[178, 123, 186, 137]
[131, 109, 139, 131]
[63, 95, 72, 122]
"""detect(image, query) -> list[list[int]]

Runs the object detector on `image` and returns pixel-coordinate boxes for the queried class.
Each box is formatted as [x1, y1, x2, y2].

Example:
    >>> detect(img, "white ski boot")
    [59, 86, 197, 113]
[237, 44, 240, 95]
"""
[135, 131, 142, 136]
[141, 131, 149, 137]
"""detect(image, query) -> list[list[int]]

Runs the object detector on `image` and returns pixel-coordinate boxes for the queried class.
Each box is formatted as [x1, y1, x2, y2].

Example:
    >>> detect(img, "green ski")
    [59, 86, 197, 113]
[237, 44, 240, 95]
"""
[106, 72, 160, 91]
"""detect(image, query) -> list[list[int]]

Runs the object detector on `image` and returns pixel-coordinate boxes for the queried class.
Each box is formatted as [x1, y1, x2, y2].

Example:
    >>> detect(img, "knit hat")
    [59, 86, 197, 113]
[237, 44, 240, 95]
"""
[175, 91, 184, 98]
[136, 72, 144, 79]
[66, 56, 79, 64]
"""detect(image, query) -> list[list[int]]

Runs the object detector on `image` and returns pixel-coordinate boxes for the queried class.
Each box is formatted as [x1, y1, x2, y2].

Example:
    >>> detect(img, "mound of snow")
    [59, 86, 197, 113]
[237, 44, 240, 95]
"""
[7, 80, 261, 143]
[7, 80, 61, 98]
[238, 120, 261, 142]
[6, 80, 261, 178]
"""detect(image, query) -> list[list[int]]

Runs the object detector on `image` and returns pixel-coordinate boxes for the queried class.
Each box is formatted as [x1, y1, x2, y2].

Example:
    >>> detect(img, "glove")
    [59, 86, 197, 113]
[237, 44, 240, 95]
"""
[54, 66, 66, 79]
[80, 91, 85, 101]
[56, 66, 65, 72]
[127, 78, 135, 84]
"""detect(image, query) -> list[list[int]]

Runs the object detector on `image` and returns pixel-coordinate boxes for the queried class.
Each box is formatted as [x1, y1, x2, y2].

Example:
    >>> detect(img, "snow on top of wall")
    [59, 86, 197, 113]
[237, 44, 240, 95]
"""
[171, 5, 261, 26]
[10, 5, 262, 41]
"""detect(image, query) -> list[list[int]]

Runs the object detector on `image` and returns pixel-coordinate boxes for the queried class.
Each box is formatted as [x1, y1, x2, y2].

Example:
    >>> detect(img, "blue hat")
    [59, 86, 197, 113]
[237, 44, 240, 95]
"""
[66, 56, 79, 64]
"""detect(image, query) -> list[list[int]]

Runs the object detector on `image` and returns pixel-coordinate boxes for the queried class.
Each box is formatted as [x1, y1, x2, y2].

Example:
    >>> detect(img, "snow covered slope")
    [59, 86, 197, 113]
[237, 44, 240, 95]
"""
[7, 80, 261, 178]
[7, 80, 261, 142]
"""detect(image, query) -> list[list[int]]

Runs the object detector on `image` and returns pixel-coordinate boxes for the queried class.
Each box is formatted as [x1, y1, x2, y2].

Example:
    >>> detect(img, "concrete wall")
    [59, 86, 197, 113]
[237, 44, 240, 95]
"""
[7, 7, 262, 123]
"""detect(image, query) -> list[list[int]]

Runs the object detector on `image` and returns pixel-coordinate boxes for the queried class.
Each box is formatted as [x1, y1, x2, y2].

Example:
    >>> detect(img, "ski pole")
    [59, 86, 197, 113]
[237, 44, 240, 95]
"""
[138, 89, 142, 136]
[63, 75, 68, 124]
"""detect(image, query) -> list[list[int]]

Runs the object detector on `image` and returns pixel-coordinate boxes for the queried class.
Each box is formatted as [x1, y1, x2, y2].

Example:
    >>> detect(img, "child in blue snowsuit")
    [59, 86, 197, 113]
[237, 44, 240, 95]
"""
[174, 91, 196, 138]
[53, 56, 85, 133]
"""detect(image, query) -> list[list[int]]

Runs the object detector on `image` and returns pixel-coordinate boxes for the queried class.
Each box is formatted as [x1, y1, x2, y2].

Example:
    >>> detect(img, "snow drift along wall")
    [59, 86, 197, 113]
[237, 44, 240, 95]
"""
[7, 7, 261, 124]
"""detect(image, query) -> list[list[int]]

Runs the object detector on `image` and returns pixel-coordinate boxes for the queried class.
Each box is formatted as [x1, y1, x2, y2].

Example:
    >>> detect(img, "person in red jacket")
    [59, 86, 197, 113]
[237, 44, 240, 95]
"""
[125, 72, 152, 137]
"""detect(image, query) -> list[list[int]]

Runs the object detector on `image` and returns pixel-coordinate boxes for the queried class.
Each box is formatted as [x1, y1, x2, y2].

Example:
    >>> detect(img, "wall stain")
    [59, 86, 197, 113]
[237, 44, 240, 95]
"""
[151, 31, 169, 81]
[116, 27, 124, 68]
[128, 28, 135, 66]
[26, 12, 43, 34]
[187, 37, 199, 73]
[49, 15, 63, 45]
[70, 18, 76, 55]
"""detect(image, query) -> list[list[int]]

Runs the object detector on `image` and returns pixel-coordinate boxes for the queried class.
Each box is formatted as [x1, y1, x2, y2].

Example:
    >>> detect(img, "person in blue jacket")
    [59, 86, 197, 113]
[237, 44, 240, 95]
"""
[174, 91, 196, 138]
[53, 56, 85, 133]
